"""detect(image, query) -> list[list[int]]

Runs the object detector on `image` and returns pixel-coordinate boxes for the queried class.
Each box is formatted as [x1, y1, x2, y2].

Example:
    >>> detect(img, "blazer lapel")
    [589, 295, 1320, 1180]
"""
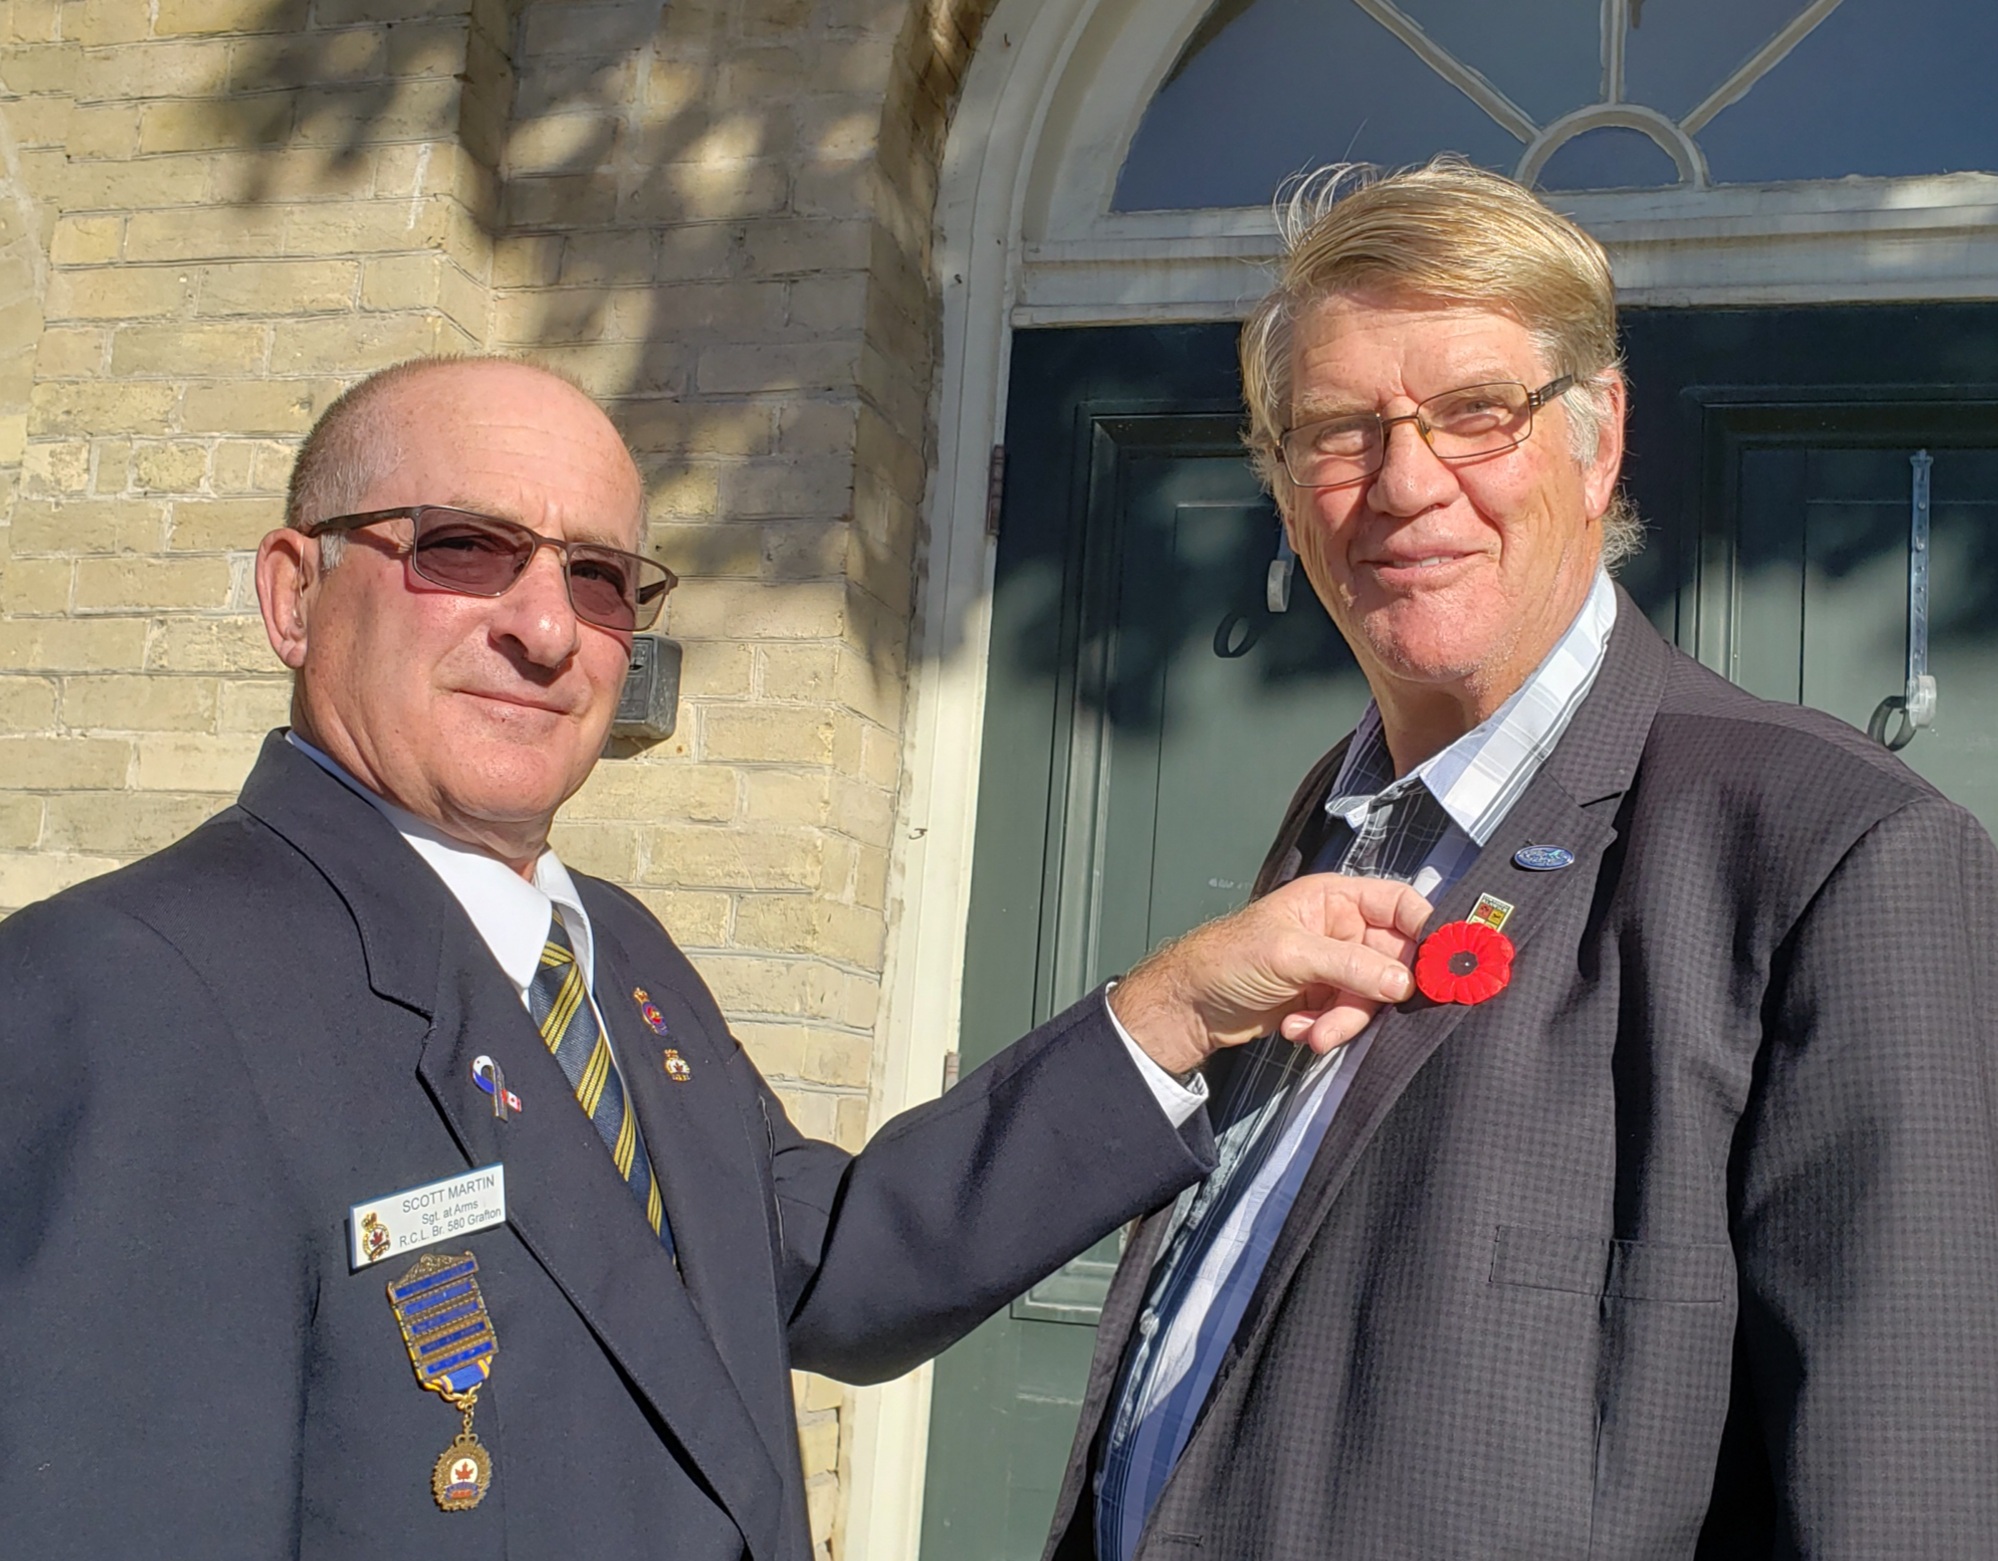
[239, 738, 789, 1560]
[1223, 773, 1615, 1355]
[415, 948, 790, 1561]
[588, 914, 799, 1486]
[1218, 591, 1673, 1368]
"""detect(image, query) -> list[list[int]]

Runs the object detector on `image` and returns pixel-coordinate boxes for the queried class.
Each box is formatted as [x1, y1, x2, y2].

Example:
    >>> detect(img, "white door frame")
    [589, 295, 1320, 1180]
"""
[840, 0, 1109, 1552]
[843, 0, 1998, 1553]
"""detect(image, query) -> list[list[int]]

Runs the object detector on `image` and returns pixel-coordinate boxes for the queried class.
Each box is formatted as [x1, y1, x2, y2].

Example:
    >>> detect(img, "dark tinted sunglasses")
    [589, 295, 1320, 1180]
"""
[303, 506, 675, 633]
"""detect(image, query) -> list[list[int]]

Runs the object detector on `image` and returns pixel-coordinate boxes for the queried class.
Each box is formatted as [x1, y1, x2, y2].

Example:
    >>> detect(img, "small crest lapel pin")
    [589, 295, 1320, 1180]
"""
[635, 987, 692, 1080]
[633, 986, 670, 1035]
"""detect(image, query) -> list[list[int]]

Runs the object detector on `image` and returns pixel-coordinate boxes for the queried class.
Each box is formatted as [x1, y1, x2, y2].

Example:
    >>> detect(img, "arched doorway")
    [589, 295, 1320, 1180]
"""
[857, 3, 1998, 1556]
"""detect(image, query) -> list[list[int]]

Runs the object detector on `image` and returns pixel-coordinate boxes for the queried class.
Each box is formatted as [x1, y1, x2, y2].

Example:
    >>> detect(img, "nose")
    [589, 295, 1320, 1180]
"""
[1366, 411, 1459, 516]
[490, 543, 582, 669]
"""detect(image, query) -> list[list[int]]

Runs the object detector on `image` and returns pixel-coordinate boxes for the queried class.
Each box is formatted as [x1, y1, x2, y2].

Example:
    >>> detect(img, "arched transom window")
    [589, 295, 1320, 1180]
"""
[1116, 0, 1998, 211]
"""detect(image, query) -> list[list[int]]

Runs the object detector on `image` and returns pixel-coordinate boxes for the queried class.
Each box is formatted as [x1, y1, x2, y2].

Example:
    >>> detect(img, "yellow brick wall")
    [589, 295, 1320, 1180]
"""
[0, 0, 492, 907]
[0, 0, 999, 1552]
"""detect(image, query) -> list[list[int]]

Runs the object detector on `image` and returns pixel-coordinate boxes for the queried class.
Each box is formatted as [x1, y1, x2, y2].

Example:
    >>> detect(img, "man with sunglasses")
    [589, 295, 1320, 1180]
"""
[1043, 162, 1998, 1561]
[0, 355, 1430, 1559]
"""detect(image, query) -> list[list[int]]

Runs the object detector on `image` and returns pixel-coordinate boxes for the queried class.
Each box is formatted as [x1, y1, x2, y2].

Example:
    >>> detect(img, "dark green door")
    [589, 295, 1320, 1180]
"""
[1621, 303, 1998, 840]
[917, 326, 1371, 1560]
[920, 308, 1998, 1560]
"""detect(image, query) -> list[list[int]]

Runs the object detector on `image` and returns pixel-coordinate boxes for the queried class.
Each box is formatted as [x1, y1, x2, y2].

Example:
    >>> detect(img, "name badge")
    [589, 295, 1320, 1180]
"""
[350, 1163, 506, 1270]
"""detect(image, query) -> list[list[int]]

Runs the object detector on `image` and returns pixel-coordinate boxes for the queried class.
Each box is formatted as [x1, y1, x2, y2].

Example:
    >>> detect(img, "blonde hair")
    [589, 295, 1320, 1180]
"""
[1240, 157, 1642, 569]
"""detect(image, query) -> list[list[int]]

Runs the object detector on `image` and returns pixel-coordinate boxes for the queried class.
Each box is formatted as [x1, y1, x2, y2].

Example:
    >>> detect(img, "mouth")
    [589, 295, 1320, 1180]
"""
[1355, 548, 1481, 585]
[458, 689, 576, 718]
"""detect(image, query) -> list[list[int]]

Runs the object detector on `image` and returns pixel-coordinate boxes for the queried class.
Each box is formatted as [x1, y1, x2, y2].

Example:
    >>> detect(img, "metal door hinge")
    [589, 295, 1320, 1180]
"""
[984, 445, 1007, 537]
[1267, 528, 1297, 613]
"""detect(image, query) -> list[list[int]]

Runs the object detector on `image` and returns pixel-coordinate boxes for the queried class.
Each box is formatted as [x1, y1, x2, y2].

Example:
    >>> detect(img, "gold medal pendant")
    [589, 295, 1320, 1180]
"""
[432, 1422, 494, 1511]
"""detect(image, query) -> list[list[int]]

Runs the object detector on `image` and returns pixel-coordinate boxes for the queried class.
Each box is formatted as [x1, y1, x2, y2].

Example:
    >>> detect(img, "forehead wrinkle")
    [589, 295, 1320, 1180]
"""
[383, 378, 643, 546]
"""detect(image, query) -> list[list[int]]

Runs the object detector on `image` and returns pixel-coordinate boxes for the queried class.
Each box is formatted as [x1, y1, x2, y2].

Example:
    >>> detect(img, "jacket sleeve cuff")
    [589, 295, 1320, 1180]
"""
[1104, 981, 1210, 1128]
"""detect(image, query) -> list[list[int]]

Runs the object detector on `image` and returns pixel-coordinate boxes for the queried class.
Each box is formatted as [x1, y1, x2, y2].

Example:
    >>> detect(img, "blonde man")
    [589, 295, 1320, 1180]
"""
[1045, 160, 1998, 1560]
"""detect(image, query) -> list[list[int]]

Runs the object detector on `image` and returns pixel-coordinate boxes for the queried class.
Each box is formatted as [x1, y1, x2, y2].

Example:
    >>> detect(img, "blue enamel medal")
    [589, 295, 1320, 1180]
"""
[388, 1251, 499, 1510]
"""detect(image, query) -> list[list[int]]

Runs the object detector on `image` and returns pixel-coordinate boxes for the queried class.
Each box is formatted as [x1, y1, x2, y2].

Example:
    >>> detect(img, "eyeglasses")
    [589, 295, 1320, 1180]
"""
[1278, 375, 1575, 489]
[303, 506, 676, 633]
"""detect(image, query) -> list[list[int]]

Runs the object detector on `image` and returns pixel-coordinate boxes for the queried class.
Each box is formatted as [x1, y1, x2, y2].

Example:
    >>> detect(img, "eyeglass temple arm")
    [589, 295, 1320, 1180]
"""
[1529, 374, 1577, 408]
[299, 507, 420, 536]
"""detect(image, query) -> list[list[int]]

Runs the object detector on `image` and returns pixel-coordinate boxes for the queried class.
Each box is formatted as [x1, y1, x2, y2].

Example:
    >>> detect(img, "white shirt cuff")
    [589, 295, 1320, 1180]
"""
[1104, 986, 1209, 1128]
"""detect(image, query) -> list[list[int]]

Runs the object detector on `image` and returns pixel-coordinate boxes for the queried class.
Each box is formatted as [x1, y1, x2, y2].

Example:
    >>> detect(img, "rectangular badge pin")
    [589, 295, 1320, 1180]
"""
[349, 1163, 506, 1271]
[1469, 893, 1516, 933]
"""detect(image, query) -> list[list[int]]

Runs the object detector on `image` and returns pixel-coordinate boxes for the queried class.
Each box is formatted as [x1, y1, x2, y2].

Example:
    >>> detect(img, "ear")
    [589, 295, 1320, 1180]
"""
[256, 527, 315, 671]
[1581, 370, 1627, 521]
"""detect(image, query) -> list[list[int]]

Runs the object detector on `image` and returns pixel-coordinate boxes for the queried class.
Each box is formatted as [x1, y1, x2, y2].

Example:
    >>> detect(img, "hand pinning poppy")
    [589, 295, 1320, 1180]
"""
[1415, 920, 1514, 1005]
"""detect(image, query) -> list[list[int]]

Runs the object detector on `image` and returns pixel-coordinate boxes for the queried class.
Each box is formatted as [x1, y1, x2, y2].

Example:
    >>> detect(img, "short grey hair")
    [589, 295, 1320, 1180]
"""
[1241, 158, 1643, 572]
[284, 358, 436, 568]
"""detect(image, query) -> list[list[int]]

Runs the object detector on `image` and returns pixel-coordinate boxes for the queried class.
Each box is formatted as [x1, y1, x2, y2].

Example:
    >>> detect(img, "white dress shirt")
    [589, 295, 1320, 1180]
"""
[287, 734, 620, 1054]
[288, 732, 1200, 1124]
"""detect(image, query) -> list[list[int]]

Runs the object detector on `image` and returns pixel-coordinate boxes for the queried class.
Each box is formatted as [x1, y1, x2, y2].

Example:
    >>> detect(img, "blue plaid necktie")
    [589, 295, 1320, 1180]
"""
[528, 911, 675, 1257]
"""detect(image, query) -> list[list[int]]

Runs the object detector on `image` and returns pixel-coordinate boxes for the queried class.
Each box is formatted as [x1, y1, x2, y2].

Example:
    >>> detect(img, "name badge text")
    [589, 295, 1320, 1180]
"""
[349, 1163, 506, 1270]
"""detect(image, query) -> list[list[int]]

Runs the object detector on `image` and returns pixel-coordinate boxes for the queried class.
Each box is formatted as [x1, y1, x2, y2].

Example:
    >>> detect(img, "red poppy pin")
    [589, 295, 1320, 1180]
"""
[1415, 919, 1515, 1005]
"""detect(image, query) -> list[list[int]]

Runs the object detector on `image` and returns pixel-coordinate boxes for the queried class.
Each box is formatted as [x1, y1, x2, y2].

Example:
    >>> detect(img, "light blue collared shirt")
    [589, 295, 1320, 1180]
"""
[1094, 570, 1618, 1561]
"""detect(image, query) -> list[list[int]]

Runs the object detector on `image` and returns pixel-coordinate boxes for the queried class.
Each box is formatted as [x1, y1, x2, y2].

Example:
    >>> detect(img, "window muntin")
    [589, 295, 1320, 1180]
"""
[1113, 0, 1996, 211]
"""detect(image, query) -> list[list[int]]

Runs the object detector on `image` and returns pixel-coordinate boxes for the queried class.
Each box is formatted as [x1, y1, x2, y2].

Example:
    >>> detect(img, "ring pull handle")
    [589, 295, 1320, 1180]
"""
[1867, 689, 1930, 752]
[1870, 450, 1938, 751]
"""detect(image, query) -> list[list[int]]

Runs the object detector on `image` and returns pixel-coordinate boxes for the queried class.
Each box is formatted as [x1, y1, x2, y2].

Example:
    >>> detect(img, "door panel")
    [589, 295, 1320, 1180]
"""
[1619, 307, 1998, 841]
[1095, 429, 1371, 975]
[921, 308, 1998, 1561]
[920, 329, 1366, 1561]
[1727, 445, 1998, 780]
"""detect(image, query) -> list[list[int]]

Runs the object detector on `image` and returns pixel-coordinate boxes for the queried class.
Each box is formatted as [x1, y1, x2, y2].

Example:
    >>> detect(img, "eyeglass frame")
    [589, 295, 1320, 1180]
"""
[1277, 374, 1577, 490]
[300, 505, 677, 632]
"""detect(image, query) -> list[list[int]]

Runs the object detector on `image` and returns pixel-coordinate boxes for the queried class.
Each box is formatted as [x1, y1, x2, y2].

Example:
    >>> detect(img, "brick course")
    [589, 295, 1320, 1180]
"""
[0, 0, 1001, 1550]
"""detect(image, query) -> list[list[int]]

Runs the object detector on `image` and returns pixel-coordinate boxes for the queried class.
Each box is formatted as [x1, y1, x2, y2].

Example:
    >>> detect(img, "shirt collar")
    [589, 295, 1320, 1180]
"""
[1326, 568, 1618, 843]
[284, 732, 592, 998]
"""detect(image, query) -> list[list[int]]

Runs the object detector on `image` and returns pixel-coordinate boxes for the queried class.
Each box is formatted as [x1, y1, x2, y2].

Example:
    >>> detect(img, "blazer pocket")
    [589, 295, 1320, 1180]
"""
[1489, 1225, 1730, 1304]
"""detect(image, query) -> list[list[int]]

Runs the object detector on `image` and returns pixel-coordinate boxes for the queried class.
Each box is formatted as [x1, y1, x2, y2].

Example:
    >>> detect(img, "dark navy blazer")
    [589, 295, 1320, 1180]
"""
[0, 734, 1214, 1560]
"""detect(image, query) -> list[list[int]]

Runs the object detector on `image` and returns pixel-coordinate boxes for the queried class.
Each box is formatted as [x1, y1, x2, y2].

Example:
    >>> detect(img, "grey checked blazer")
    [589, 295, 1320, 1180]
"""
[1046, 592, 1998, 1560]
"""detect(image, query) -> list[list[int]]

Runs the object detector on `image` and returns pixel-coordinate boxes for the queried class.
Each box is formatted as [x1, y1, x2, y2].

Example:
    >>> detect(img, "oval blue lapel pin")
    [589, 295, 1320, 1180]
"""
[1513, 845, 1575, 871]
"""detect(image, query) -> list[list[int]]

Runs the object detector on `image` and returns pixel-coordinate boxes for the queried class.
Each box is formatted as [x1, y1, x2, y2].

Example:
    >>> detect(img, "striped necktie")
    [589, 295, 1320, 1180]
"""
[527, 911, 675, 1257]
